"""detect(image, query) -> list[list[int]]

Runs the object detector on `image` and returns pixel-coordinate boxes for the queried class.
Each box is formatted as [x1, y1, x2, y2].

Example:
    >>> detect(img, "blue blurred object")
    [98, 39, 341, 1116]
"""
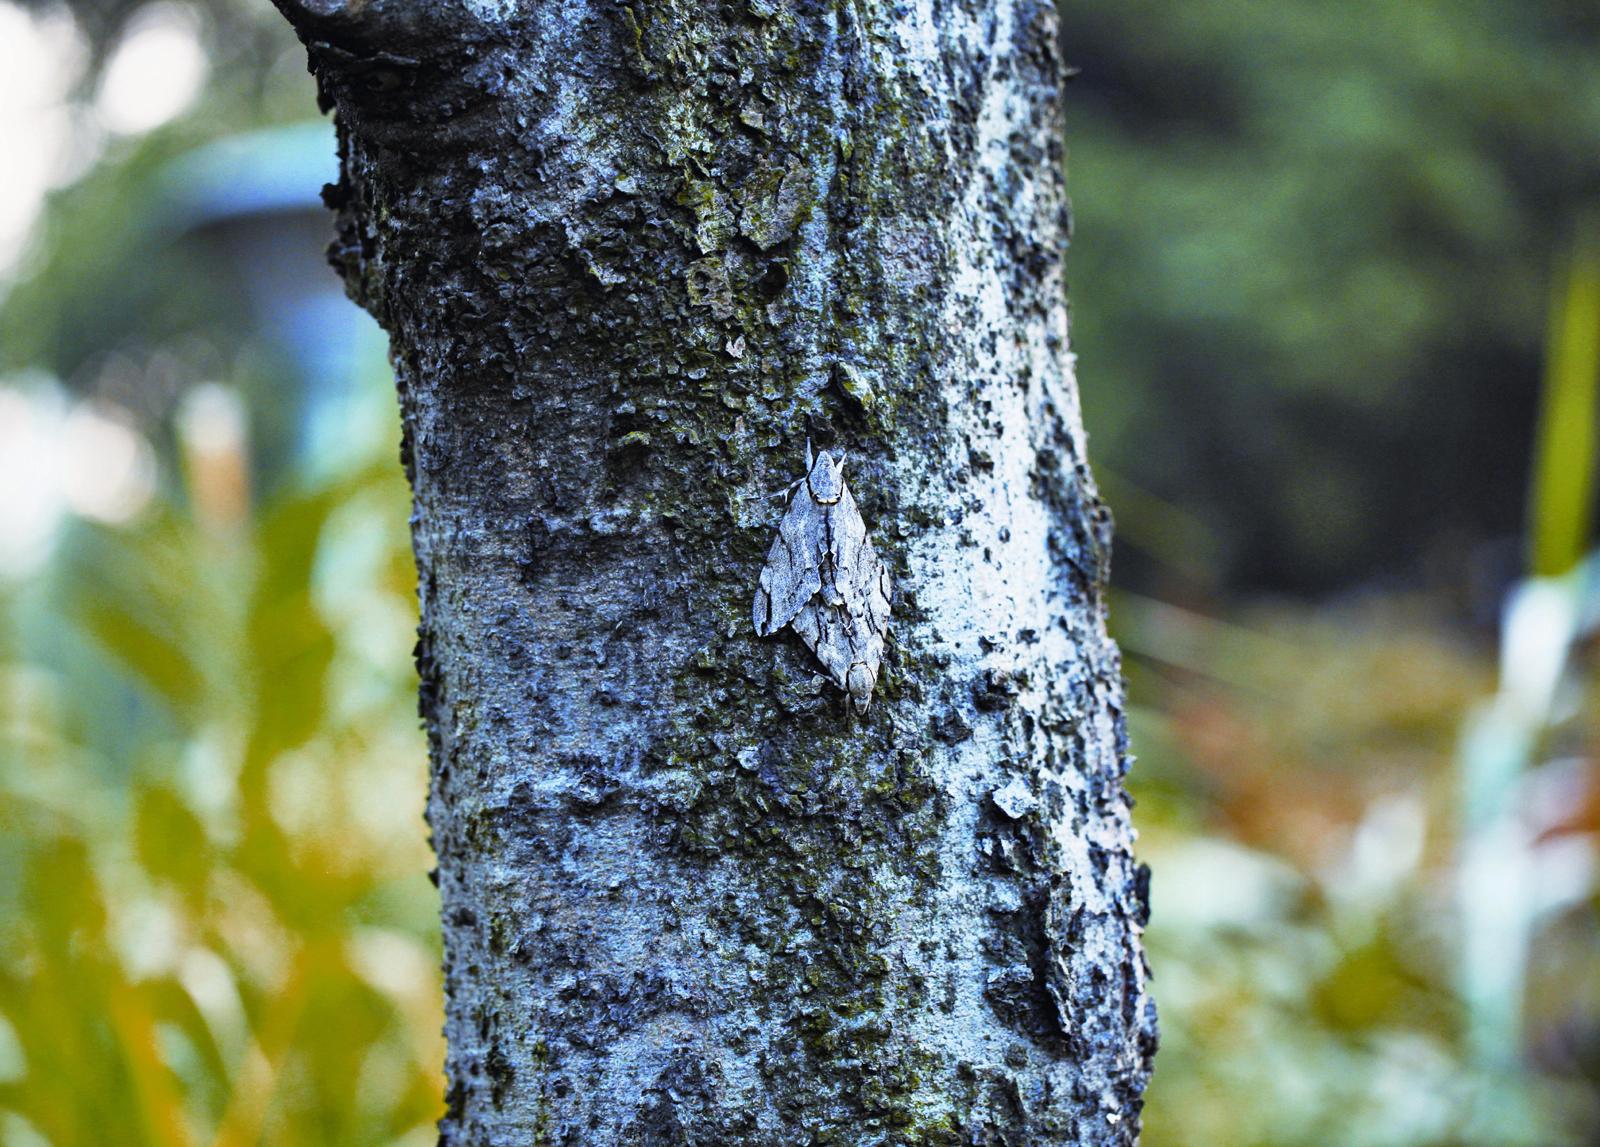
[160, 122, 387, 478]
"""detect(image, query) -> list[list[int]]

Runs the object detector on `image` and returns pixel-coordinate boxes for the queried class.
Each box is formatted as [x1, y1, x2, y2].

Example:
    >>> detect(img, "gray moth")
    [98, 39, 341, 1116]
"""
[753, 443, 892, 713]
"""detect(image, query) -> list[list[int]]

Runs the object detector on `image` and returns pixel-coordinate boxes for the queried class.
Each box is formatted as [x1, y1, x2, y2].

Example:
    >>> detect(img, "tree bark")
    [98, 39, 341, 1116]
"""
[271, 0, 1156, 1141]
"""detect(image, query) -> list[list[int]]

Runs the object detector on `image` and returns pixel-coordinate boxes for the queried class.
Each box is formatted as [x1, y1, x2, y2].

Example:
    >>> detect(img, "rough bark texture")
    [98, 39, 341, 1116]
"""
[272, 0, 1156, 1141]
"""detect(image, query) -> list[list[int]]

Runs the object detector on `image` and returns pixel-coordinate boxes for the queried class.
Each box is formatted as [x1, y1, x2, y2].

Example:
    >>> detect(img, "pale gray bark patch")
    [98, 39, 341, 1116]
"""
[270, 0, 1157, 1141]
[753, 447, 892, 712]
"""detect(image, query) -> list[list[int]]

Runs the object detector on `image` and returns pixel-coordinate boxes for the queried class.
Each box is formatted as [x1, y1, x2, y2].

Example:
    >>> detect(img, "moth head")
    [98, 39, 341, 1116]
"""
[806, 449, 846, 504]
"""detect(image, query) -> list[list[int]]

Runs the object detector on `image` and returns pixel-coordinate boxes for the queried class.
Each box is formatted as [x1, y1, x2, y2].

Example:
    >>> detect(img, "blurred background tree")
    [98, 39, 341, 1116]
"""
[0, 0, 1597, 1144]
[1060, 0, 1600, 598]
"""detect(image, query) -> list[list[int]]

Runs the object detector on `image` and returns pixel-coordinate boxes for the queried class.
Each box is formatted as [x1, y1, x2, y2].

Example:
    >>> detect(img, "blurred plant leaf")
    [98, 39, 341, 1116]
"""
[0, 452, 441, 1147]
[242, 485, 342, 777]
[134, 784, 211, 901]
[1529, 236, 1600, 578]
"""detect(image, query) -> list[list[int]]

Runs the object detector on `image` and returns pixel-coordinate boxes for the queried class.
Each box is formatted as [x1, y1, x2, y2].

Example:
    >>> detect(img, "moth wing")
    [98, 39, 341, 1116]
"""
[754, 459, 892, 714]
[753, 489, 825, 636]
[802, 591, 884, 713]
[791, 598, 824, 653]
[828, 486, 889, 632]
[868, 557, 891, 633]
[828, 486, 868, 587]
[808, 483, 891, 711]
[794, 598, 849, 684]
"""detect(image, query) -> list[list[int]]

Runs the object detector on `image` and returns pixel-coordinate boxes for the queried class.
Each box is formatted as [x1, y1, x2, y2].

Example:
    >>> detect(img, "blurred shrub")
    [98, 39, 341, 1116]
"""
[1120, 596, 1600, 1146]
[0, 430, 441, 1147]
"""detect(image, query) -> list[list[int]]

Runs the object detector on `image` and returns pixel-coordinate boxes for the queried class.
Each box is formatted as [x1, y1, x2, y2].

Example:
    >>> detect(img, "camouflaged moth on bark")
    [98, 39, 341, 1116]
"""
[753, 443, 892, 713]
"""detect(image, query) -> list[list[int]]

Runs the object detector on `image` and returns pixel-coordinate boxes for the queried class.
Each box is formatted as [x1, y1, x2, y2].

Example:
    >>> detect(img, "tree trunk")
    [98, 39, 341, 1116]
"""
[271, 0, 1156, 1141]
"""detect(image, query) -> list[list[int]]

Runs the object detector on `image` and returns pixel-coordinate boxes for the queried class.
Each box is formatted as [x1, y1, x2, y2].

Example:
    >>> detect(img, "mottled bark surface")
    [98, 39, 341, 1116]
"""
[272, 0, 1156, 1141]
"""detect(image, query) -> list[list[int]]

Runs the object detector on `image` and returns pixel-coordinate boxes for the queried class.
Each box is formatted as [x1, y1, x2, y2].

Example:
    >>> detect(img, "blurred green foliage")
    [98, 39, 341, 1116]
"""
[0, 450, 442, 1146]
[1061, 0, 1600, 591]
